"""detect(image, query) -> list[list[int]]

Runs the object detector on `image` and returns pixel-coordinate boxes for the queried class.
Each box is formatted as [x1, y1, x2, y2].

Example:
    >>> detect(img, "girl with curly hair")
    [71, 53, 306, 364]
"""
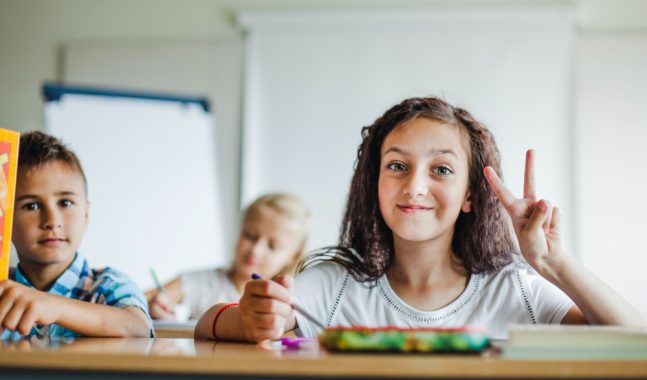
[196, 97, 644, 341]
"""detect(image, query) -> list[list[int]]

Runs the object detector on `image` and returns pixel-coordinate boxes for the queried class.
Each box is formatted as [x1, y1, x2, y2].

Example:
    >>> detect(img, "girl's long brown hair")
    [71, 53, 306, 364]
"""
[300, 97, 515, 281]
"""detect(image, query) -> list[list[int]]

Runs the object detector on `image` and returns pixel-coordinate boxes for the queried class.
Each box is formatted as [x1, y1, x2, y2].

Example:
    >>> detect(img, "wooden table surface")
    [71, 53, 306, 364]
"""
[1, 337, 647, 379]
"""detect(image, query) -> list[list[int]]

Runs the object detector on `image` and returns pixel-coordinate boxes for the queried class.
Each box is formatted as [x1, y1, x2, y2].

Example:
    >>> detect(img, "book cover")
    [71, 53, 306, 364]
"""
[502, 324, 647, 359]
[0, 128, 19, 281]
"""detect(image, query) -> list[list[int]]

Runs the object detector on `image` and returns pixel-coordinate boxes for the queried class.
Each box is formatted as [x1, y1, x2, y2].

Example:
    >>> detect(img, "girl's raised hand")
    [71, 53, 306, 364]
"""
[239, 275, 296, 342]
[484, 149, 567, 275]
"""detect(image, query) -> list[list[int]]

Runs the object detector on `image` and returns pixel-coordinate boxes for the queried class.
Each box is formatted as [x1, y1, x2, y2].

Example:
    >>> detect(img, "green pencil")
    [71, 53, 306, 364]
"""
[149, 268, 166, 295]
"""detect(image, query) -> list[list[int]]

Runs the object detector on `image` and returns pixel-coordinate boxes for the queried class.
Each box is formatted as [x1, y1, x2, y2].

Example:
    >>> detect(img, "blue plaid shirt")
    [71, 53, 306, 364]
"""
[0, 253, 152, 339]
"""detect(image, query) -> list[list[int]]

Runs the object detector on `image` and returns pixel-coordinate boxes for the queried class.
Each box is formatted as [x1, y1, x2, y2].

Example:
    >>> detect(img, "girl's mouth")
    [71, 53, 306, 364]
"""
[397, 204, 432, 214]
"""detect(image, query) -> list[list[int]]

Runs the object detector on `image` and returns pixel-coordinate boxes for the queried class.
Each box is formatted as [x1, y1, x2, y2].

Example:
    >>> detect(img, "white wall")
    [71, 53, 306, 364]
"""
[576, 34, 647, 316]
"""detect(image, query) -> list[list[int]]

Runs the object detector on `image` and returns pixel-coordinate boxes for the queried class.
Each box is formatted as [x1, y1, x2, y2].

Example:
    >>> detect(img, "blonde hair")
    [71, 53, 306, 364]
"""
[242, 193, 310, 275]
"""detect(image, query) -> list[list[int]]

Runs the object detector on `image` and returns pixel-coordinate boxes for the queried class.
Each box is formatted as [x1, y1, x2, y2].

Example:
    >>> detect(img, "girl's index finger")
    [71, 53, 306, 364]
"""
[248, 278, 292, 304]
[524, 149, 537, 201]
[484, 166, 516, 210]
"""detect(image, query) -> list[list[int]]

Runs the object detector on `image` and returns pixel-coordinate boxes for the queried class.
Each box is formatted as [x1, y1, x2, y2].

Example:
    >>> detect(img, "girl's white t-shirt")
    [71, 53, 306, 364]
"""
[294, 260, 574, 340]
[179, 268, 241, 320]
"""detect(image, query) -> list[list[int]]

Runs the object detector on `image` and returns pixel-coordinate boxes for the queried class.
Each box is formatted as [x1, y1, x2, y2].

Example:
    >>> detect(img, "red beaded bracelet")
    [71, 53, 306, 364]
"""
[211, 303, 239, 339]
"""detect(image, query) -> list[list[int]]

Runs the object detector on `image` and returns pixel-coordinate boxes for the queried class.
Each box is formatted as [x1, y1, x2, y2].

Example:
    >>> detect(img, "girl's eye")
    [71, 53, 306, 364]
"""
[242, 230, 258, 242]
[433, 166, 454, 176]
[387, 162, 407, 172]
[21, 202, 40, 211]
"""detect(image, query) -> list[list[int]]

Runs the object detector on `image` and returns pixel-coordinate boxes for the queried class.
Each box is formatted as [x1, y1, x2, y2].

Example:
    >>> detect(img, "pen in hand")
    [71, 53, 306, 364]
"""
[251, 273, 326, 331]
[150, 268, 166, 295]
[150, 268, 175, 317]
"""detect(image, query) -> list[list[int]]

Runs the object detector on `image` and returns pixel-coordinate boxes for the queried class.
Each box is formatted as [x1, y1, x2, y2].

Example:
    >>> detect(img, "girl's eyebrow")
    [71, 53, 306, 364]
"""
[383, 146, 458, 157]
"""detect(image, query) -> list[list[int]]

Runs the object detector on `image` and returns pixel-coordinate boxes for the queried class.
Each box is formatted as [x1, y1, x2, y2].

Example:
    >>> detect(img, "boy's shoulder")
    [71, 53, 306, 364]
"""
[59, 254, 142, 303]
[89, 265, 134, 283]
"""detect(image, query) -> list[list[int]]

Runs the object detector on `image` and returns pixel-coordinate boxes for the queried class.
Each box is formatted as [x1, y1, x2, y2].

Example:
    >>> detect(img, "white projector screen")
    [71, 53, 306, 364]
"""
[240, 7, 576, 253]
[44, 86, 226, 289]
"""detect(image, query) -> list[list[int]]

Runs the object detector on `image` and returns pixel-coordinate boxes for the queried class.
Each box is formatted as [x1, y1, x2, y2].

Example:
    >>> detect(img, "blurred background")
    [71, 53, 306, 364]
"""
[0, 0, 645, 316]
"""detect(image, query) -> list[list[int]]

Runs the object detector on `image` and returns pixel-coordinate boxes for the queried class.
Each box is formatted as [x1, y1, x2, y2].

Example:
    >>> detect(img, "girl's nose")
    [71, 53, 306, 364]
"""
[250, 239, 267, 259]
[403, 170, 428, 197]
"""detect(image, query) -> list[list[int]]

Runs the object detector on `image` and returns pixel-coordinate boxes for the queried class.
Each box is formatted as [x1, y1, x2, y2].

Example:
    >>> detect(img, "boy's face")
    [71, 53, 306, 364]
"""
[12, 160, 89, 268]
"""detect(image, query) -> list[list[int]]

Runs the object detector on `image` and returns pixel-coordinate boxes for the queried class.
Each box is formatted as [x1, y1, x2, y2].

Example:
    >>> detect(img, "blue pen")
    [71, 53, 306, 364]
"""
[251, 273, 326, 331]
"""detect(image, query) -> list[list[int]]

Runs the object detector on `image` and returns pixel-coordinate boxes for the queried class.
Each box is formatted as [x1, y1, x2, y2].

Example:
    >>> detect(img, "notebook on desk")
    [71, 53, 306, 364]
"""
[153, 320, 197, 329]
[502, 324, 647, 359]
[153, 320, 197, 339]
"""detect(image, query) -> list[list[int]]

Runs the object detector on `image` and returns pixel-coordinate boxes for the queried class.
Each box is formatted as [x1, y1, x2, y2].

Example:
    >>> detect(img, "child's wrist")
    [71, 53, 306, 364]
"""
[40, 292, 63, 324]
[533, 251, 576, 285]
[211, 303, 239, 340]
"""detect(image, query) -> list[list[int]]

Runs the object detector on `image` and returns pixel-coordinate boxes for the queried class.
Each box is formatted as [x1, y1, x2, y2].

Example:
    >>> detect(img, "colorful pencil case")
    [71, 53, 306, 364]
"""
[318, 326, 489, 353]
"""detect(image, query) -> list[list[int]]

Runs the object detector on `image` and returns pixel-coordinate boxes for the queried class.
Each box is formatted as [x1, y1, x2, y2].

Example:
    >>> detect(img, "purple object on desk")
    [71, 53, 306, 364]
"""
[281, 337, 317, 349]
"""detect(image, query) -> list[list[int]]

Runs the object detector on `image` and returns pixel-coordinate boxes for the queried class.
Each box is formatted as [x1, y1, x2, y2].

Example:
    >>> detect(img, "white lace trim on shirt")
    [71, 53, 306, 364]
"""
[377, 272, 482, 323]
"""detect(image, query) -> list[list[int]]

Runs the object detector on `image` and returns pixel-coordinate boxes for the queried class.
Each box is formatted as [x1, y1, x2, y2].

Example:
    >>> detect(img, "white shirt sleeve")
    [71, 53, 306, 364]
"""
[523, 269, 575, 324]
[294, 262, 348, 338]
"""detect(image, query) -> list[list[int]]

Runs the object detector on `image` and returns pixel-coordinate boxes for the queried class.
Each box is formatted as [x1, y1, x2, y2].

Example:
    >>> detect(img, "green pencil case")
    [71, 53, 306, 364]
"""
[318, 326, 490, 353]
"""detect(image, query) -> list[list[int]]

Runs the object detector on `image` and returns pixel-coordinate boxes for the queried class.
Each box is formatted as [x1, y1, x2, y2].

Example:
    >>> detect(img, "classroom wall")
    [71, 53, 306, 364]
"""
[3, 0, 647, 134]
[576, 34, 647, 318]
[1, 0, 647, 315]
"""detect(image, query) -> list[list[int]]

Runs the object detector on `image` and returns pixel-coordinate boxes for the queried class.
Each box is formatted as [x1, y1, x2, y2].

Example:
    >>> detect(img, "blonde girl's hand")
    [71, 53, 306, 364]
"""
[484, 149, 568, 276]
[238, 275, 296, 343]
[148, 293, 176, 321]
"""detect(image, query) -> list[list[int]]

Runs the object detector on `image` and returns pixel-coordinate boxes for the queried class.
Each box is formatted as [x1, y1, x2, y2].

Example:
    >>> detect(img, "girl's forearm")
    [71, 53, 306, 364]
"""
[539, 254, 645, 326]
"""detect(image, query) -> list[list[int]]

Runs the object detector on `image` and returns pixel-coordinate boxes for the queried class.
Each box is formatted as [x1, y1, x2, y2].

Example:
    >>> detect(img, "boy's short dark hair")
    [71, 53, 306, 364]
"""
[19, 131, 88, 193]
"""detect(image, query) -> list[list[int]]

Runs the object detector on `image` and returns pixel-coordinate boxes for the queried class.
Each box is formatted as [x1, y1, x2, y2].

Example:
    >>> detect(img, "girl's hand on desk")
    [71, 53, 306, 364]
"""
[239, 275, 296, 342]
[0, 280, 59, 335]
[484, 149, 569, 280]
[149, 293, 176, 320]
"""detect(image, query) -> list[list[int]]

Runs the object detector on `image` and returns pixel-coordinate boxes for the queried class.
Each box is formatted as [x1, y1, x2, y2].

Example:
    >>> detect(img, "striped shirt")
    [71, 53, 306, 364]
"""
[0, 253, 152, 339]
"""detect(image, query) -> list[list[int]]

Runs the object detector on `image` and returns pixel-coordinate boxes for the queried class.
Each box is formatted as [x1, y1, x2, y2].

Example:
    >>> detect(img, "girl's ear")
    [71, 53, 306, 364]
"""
[461, 192, 472, 213]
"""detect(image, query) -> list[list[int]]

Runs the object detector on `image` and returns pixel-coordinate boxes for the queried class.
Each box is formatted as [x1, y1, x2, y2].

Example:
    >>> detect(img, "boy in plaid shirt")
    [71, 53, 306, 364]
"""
[0, 131, 151, 339]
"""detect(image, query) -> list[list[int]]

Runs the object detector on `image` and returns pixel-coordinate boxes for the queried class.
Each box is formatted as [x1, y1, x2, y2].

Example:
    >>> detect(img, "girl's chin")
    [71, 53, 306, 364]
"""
[393, 231, 443, 243]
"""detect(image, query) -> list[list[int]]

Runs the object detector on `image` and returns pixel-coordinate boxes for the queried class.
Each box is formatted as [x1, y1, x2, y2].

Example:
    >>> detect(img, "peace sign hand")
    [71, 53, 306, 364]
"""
[484, 149, 567, 275]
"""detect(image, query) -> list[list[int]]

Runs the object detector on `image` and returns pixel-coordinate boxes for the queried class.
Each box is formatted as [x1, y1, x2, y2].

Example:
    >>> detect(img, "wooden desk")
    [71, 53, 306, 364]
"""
[1, 337, 647, 379]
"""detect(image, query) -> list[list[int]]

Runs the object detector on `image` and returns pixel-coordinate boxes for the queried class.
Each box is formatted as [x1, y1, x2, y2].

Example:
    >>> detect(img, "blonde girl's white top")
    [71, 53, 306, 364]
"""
[179, 268, 241, 320]
[294, 260, 574, 340]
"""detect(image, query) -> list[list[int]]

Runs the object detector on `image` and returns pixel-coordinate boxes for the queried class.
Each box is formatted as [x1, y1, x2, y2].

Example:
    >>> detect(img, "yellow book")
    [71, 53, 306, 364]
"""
[0, 128, 19, 281]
